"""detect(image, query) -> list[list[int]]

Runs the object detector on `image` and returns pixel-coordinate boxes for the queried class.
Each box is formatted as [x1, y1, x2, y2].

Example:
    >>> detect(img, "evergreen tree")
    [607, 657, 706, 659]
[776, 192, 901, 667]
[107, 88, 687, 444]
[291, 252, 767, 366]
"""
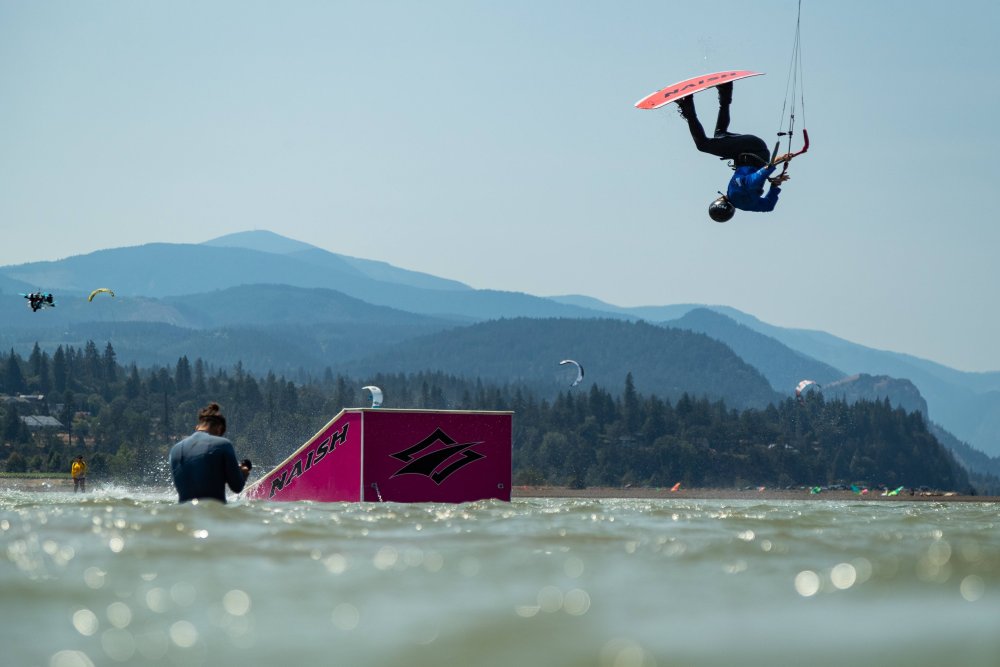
[125, 365, 142, 399]
[29, 343, 43, 377]
[175, 356, 192, 393]
[82, 341, 102, 383]
[59, 391, 76, 443]
[4, 350, 26, 394]
[37, 352, 51, 396]
[65, 346, 81, 388]
[52, 346, 68, 393]
[623, 372, 640, 434]
[280, 380, 298, 412]
[102, 343, 118, 382]
[0, 339, 973, 491]
[193, 358, 207, 395]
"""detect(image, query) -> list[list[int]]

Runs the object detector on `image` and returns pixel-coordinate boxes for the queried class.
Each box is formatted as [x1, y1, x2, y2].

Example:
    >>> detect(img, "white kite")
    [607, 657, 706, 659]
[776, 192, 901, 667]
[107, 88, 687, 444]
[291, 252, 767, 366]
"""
[795, 380, 819, 401]
[363, 385, 383, 408]
[559, 359, 585, 387]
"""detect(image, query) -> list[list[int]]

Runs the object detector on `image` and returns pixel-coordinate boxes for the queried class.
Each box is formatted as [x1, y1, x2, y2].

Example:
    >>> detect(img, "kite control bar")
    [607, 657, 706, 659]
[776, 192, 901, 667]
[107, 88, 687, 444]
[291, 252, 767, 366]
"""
[788, 128, 810, 160]
[769, 128, 809, 184]
[771, 128, 810, 168]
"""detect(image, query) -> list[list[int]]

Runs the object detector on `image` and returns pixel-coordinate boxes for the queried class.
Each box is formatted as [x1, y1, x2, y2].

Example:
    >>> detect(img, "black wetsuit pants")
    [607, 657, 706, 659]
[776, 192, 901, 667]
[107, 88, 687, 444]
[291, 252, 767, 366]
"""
[681, 95, 769, 166]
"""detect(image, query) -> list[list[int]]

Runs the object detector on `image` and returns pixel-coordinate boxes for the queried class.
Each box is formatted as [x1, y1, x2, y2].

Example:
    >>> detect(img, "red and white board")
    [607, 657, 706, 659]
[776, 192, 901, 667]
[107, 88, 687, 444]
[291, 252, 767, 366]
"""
[634, 70, 763, 110]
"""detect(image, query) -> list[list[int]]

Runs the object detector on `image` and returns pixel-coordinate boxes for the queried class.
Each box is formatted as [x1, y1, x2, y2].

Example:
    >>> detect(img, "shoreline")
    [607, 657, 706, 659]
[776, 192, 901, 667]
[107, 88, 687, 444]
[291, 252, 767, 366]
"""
[1, 477, 996, 502]
[511, 485, 998, 502]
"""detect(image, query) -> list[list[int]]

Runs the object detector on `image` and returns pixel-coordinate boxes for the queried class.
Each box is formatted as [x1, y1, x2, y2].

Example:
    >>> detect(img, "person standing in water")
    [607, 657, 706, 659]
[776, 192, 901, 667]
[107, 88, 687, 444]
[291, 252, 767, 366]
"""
[70, 455, 87, 493]
[169, 403, 252, 503]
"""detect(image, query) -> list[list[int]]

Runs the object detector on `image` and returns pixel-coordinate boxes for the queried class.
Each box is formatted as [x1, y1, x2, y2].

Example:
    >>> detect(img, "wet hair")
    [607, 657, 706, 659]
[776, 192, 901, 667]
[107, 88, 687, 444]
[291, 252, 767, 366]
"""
[197, 402, 227, 434]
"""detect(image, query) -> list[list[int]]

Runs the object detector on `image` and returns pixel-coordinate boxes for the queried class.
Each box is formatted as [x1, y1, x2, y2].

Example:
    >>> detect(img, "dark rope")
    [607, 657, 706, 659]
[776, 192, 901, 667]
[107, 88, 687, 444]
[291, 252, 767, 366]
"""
[777, 0, 805, 158]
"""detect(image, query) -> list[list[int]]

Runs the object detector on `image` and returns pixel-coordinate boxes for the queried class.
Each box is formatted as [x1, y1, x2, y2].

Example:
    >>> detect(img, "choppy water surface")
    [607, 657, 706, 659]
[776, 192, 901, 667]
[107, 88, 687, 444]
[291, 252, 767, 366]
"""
[2, 488, 998, 667]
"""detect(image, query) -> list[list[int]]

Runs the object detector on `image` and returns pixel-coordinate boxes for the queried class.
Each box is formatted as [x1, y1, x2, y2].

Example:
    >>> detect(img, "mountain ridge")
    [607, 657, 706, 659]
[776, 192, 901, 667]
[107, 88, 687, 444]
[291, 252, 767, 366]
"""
[2, 229, 998, 456]
[334, 317, 783, 410]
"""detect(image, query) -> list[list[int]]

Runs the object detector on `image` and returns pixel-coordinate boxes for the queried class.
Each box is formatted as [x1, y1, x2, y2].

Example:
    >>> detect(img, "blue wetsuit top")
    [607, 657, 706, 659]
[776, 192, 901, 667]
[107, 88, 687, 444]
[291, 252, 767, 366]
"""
[169, 431, 246, 503]
[727, 164, 781, 212]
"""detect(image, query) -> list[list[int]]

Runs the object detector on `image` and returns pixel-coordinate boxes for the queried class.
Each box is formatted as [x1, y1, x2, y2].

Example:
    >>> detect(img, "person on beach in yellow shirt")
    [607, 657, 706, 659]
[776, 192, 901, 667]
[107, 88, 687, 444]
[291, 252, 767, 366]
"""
[71, 455, 87, 493]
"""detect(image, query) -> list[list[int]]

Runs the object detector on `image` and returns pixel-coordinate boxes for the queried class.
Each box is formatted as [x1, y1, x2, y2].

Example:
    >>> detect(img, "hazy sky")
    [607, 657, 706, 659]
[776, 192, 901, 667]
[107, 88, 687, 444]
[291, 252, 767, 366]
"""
[1, 1, 997, 371]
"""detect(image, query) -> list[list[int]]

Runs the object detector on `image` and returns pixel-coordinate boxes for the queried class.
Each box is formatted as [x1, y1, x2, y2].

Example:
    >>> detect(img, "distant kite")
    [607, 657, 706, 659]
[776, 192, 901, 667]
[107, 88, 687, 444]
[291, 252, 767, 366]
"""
[559, 359, 584, 387]
[21, 292, 55, 312]
[363, 385, 383, 408]
[795, 379, 819, 401]
[88, 288, 115, 302]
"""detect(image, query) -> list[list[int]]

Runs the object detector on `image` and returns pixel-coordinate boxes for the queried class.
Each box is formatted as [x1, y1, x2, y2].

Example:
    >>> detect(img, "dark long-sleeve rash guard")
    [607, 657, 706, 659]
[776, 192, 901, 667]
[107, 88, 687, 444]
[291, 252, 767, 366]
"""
[169, 431, 246, 503]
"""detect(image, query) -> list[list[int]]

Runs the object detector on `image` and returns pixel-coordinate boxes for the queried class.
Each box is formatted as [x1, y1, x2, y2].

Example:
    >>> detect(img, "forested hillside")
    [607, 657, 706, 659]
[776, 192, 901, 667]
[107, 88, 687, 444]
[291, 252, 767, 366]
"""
[4, 230, 998, 459]
[668, 308, 844, 391]
[337, 318, 783, 410]
[0, 343, 971, 493]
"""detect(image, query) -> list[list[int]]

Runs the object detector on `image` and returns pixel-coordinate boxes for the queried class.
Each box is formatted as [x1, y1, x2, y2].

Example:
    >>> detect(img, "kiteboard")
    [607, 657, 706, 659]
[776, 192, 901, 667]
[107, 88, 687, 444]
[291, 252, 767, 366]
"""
[634, 70, 763, 110]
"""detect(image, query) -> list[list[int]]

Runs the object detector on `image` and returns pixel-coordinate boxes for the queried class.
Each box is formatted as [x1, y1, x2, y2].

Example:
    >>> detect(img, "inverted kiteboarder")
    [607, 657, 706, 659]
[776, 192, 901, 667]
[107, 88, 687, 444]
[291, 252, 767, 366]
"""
[634, 70, 808, 223]
[634, 3, 808, 223]
[676, 82, 793, 222]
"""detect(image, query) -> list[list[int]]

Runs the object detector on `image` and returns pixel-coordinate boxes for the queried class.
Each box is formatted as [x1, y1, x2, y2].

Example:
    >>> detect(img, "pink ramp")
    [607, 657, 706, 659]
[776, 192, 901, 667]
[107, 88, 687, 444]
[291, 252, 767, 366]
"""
[243, 409, 512, 503]
[243, 410, 362, 502]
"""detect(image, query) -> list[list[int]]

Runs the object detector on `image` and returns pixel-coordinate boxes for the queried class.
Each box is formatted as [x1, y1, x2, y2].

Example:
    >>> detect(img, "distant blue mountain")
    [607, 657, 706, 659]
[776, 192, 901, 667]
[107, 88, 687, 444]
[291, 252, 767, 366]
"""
[336, 318, 782, 410]
[0, 273, 38, 296]
[203, 230, 472, 292]
[668, 308, 844, 393]
[201, 230, 318, 254]
[548, 295, 699, 322]
[159, 284, 458, 329]
[555, 296, 1000, 456]
[682, 309, 1000, 456]
[0, 283, 459, 371]
[821, 373, 929, 417]
[3, 229, 998, 456]
[0, 243, 358, 297]
[0, 239, 612, 321]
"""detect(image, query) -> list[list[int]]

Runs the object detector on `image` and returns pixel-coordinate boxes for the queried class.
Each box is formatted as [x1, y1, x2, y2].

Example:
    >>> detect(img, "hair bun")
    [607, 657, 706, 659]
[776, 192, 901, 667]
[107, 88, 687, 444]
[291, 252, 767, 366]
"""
[198, 402, 224, 421]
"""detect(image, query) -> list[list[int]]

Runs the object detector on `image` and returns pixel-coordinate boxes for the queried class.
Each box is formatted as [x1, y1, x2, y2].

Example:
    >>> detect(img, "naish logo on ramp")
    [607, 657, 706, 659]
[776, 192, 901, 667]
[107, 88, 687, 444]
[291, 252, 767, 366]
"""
[268, 422, 350, 498]
[390, 428, 485, 484]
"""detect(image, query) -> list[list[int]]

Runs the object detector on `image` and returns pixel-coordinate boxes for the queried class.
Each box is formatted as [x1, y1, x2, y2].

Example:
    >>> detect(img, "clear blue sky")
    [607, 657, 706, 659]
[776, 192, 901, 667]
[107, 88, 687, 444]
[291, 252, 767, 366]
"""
[1, 1, 997, 371]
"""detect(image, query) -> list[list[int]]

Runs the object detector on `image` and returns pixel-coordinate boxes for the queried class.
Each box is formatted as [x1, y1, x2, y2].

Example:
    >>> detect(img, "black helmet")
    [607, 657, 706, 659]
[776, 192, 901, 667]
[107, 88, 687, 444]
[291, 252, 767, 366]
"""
[709, 195, 735, 223]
